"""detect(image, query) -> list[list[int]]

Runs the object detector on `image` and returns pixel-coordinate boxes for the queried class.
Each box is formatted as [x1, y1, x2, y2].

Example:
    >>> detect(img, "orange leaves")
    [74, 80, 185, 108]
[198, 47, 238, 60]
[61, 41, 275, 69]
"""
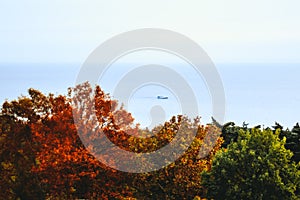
[27, 83, 138, 198]
[79, 171, 97, 178]
[1, 82, 225, 199]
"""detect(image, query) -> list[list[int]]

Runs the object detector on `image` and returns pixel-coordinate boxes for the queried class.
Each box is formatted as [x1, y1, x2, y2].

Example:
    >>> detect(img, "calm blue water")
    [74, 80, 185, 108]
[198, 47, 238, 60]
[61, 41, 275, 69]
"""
[0, 62, 299, 128]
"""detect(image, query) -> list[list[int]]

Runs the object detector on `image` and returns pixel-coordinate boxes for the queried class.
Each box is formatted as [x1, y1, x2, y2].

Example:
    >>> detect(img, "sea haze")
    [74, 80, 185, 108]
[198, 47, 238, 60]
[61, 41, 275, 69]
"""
[0, 62, 299, 128]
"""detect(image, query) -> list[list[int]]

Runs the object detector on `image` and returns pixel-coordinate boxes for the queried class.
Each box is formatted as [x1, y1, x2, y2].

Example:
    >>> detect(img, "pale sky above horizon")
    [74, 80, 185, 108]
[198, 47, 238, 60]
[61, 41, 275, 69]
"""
[0, 1, 300, 128]
[0, 0, 300, 64]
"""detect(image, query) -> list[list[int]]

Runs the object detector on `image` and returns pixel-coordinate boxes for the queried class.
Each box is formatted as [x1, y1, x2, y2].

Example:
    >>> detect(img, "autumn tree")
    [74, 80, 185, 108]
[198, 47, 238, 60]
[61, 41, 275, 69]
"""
[0, 83, 136, 199]
[0, 96, 45, 199]
[30, 83, 135, 199]
[0, 82, 227, 199]
[131, 117, 223, 199]
[10, 82, 300, 199]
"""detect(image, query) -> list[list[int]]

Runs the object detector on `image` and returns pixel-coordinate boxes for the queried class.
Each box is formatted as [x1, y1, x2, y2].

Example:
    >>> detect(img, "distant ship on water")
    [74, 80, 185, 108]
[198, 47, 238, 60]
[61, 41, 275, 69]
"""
[157, 95, 168, 99]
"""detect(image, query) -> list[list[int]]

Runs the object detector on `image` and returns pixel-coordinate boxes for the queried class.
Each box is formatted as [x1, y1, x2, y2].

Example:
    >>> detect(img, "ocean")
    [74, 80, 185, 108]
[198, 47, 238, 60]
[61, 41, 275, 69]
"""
[0, 62, 299, 129]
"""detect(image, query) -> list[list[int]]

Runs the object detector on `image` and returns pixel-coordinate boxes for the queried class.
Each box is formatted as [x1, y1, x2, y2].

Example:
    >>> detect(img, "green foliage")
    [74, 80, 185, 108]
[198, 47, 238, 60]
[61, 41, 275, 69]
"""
[201, 128, 300, 200]
[274, 122, 300, 163]
[221, 121, 300, 163]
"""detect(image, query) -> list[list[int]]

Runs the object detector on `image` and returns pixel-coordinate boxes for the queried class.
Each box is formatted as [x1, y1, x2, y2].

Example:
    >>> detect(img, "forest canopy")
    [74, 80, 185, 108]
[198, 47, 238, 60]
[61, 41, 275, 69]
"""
[0, 82, 299, 199]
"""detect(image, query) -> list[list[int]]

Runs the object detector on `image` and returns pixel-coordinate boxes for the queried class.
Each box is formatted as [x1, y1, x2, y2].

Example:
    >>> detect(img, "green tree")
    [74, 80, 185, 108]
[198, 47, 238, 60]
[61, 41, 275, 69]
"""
[272, 122, 300, 163]
[201, 128, 300, 200]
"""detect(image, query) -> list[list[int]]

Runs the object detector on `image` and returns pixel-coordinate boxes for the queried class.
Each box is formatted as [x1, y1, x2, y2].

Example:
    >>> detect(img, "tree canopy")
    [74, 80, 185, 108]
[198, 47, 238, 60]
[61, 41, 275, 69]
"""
[1, 82, 299, 199]
[201, 128, 300, 200]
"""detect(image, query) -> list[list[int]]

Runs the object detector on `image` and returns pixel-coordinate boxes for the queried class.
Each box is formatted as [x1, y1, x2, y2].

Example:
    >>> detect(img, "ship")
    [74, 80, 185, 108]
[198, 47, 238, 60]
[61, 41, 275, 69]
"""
[157, 95, 168, 99]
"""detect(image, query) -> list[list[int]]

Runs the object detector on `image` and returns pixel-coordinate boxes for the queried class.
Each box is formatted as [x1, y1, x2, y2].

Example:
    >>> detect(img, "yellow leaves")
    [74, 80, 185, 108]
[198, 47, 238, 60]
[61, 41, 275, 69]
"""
[120, 197, 137, 200]
[1, 162, 13, 170]
[138, 142, 144, 149]
[35, 158, 40, 166]
[10, 176, 16, 182]
[17, 149, 23, 154]
[0, 133, 7, 142]
[181, 157, 188, 165]
[70, 186, 76, 193]
[193, 196, 206, 200]
[249, 149, 256, 156]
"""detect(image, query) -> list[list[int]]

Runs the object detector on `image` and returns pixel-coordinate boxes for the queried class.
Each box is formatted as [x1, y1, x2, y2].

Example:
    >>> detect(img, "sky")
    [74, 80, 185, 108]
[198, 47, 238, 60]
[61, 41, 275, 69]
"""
[0, 1, 300, 128]
[1, 0, 300, 63]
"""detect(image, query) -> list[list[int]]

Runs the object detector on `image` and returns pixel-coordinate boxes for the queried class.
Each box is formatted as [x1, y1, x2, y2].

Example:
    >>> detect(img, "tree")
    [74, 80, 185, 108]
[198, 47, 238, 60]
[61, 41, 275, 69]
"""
[0, 83, 135, 199]
[201, 128, 300, 200]
[0, 82, 224, 199]
[0, 96, 45, 199]
[290, 123, 300, 162]
[273, 122, 300, 163]
[30, 83, 134, 199]
[131, 118, 223, 199]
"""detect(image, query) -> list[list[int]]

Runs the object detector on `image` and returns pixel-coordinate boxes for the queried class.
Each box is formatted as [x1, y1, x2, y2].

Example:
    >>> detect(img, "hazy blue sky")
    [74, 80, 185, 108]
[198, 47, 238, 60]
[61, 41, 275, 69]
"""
[0, 1, 299, 127]
[1, 0, 300, 63]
